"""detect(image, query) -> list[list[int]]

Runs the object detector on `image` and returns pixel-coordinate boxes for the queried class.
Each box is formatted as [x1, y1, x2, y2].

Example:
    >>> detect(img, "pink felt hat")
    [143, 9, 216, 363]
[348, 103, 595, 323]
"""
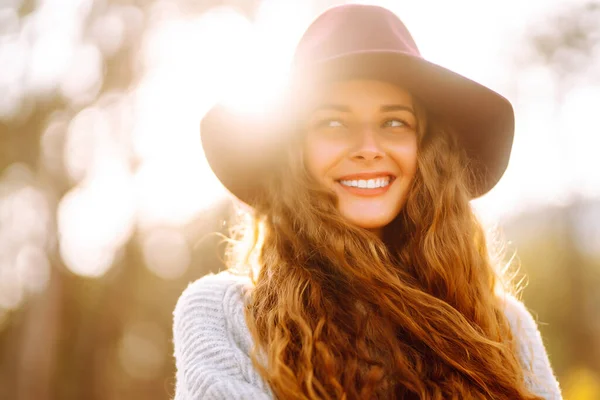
[200, 4, 514, 204]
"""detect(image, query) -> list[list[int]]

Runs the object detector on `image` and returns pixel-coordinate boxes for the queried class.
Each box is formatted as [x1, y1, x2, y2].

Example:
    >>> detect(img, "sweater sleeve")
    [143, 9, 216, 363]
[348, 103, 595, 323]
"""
[172, 273, 272, 400]
[502, 294, 563, 400]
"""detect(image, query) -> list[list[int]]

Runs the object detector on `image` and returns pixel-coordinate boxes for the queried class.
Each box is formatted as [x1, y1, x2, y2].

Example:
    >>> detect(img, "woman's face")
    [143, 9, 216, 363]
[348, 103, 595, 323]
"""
[303, 79, 418, 236]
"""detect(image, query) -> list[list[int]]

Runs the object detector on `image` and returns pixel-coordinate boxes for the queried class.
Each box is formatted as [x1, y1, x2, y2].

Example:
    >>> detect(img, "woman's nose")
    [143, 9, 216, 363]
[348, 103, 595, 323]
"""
[349, 127, 384, 161]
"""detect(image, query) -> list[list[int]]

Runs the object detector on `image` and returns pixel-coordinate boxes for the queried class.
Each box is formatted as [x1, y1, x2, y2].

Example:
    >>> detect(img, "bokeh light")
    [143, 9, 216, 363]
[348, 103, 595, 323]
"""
[40, 112, 70, 177]
[15, 243, 51, 294]
[58, 42, 103, 105]
[0, 163, 53, 311]
[559, 86, 600, 197]
[64, 106, 112, 183]
[0, 34, 27, 119]
[57, 166, 135, 278]
[141, 228, 191, 280]
[1, 0, 599, 398]
[118, 320, 167, 381]
[89, 5, 129, 58]
[0, 266, 24, 310]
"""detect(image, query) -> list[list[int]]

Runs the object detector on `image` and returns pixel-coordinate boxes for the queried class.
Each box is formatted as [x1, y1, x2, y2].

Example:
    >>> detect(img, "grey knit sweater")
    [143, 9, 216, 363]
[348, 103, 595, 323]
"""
[172, 272, 562, 399]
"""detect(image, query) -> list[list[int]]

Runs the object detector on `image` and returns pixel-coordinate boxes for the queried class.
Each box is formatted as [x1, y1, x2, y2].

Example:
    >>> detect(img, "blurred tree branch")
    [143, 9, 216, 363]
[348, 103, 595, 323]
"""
[516, 0, 600, 388]
[524, 1, 600, 89]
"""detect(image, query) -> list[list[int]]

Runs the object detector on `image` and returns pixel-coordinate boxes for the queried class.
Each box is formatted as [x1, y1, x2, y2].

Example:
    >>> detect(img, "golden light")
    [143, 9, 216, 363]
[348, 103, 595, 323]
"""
[57, 162, 135, 278]
[0, 38, 27, 119]
[26, 0, 91, 97]
[133, 157, 222, 228]
[117, 320, 167, 381]
[131, 7, 250, 225]
[15, 244, 51, 294]
[0, 265, 24, 310]
[218, 0, 311, 114]
[559, 86, 600, 197]
[140, 228, 191, 280]
[131, 3, 312, 229]
[59, 42, 103, 105]
[0, 163, 52, 310]
[64, 106, 112, 183]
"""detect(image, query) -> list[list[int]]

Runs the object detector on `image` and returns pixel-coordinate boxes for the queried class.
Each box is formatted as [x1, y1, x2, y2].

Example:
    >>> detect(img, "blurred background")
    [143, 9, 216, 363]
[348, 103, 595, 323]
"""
[0, 0, 599, 399]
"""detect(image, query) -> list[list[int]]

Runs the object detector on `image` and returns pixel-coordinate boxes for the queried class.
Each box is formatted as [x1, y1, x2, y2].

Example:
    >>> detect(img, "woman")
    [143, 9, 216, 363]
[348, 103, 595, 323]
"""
[173, 4, 562, 399]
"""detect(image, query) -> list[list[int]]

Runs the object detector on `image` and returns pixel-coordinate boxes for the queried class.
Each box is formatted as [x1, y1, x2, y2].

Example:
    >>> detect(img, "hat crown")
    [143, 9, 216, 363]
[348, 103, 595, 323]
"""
[293, 5, 420, 67]
[201, 4, 514, 203]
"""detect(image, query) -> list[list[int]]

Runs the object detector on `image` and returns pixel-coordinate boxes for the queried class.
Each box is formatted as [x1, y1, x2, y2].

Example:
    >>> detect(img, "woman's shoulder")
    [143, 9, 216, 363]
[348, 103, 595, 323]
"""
[177, 270, 251, 300]
[498, 293, 563, 399]
[172, 270, 260, 377]
[498, 292, 548, 357]
[498, 293, 542, 339]
[173, 270, 252, 328]
[172, 271, 273, 398]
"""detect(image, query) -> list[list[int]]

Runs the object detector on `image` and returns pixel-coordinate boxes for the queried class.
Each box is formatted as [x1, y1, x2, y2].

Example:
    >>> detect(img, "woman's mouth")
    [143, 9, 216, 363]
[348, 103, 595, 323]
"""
[339, 176, 391, 189]
[336, 174, 396, 197]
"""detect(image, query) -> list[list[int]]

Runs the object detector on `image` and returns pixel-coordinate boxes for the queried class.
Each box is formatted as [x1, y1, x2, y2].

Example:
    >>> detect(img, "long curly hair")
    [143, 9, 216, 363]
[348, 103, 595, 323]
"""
[226, 101, 541, 399]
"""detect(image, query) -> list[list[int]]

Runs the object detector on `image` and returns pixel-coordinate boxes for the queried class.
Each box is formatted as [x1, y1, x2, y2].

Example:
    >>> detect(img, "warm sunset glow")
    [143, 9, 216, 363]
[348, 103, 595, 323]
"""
[1, 1, 599, 397]
[57, 166, 136, 278]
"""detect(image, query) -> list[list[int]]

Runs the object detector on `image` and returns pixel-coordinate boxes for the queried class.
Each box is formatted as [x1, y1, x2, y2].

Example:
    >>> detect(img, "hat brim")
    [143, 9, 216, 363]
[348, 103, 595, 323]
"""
[201, 50, 514, 204]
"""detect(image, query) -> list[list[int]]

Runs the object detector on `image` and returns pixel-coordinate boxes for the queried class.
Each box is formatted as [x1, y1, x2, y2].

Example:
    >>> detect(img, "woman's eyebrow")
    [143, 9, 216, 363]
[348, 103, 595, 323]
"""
[310, 104, 415, 114]
[380, 104, 415, 114]
[311, 104, 351, 113]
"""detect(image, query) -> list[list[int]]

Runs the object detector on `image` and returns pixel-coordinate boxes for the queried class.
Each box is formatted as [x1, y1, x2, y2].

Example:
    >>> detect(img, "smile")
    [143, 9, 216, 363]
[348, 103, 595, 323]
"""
[339, 177, 390, 189]
[336, 174, 396, 197]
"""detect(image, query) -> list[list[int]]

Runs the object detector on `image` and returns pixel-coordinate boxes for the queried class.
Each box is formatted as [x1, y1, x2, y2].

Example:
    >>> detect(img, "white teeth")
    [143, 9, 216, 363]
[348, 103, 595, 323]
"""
[339, 177, 391, 188]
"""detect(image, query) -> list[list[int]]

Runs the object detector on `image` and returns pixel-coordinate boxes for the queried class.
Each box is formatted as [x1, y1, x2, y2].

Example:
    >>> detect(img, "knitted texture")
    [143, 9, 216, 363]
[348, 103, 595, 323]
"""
[173, 272, 562, 399]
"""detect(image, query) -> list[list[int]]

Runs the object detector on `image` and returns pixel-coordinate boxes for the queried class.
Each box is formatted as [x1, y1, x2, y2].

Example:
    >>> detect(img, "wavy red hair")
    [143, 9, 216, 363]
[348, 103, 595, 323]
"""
[226, 105, 541, 399]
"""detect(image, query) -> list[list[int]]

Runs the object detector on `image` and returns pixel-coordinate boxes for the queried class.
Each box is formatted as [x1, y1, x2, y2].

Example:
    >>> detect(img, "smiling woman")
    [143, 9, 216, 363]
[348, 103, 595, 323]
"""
[172, 4, 562, 399]
[303, 80, 419, 235]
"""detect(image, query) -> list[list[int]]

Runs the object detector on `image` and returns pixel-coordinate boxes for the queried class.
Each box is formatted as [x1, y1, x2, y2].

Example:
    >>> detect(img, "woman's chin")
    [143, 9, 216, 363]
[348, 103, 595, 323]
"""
[340, 211, 396, 233]
[337, 199, 402, 231]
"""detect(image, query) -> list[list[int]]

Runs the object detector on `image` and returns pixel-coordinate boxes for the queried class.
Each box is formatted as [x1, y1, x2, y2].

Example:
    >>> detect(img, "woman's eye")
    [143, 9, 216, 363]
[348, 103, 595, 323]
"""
[383, 119, 406, 128]
[317, 119, 344, 128]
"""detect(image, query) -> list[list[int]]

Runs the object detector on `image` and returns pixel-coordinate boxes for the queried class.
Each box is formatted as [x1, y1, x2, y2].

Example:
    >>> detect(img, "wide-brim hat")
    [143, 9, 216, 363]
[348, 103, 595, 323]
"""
[201, 4, 515, 205]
